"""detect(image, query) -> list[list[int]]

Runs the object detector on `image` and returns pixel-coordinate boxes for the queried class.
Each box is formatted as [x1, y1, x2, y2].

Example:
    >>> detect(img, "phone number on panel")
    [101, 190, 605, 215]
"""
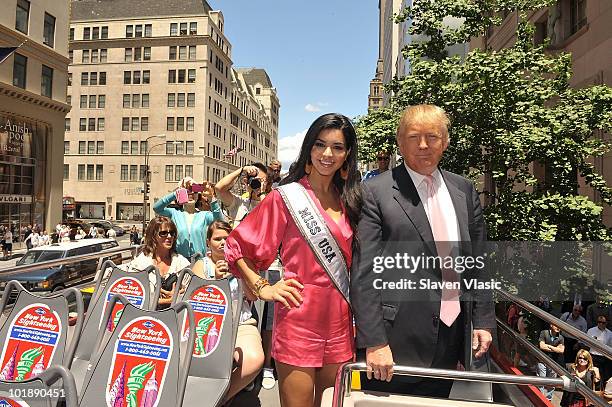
[9, 388, 66, 398]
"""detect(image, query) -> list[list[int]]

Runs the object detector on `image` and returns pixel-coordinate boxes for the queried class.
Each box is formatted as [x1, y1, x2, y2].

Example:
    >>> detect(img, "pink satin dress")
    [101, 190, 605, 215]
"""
[225, 177, 354, 367]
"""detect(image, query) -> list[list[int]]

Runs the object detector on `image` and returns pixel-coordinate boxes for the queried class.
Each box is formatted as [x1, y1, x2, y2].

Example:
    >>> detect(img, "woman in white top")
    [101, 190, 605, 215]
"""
[132, 216, 191, 309]
[192, 220, 263, 402]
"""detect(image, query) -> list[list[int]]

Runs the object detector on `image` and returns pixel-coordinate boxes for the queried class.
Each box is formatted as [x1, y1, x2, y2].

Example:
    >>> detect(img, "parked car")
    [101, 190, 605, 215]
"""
[0, 239, 123, 294]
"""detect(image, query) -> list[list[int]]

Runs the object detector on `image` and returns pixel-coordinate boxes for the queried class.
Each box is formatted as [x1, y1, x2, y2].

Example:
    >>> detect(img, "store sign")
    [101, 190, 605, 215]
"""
[0, 195, 32, 204]
[0, 119, 31, 155]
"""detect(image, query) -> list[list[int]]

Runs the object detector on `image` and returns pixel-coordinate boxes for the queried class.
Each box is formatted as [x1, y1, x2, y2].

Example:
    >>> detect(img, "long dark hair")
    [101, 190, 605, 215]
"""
[143, 216, 178, 257]
[280, 113, 362, 245]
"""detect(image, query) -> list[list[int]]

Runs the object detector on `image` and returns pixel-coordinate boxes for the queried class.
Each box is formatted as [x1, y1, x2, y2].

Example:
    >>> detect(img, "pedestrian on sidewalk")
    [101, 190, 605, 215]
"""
[3, 229, 13, 259]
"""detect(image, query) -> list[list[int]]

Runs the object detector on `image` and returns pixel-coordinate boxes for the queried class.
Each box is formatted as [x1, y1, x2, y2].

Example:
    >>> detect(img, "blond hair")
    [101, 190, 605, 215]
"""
[572, 349, 594, 372]
[397, 104, 451, 140]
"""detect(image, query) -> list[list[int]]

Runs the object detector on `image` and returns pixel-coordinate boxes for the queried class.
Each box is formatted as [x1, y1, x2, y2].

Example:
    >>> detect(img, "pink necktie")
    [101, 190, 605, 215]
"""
[424, 175, 460, 327]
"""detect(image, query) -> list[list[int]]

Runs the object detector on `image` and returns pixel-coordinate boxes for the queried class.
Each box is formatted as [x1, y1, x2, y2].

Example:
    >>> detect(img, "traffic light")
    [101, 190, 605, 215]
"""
[146, 185, 150, 194]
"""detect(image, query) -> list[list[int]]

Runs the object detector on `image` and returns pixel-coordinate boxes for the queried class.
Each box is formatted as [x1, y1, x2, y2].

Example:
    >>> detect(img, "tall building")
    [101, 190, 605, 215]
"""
[64, 0, 279, 222]
[470, 0, 612, 225]
[0, 0, 70, 233]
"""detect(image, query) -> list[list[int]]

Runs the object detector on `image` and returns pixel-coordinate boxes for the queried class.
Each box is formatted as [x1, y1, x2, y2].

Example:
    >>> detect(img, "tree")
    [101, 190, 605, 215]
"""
[354, 0, 612, 242]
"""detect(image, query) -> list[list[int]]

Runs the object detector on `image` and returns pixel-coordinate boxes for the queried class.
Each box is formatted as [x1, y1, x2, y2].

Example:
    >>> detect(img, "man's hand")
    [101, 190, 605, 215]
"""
[366, 344, 394, 382]
[472, 329, 492, 358]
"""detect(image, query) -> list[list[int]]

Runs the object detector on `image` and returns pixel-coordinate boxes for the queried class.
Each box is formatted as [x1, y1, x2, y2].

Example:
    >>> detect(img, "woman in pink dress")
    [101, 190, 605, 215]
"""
[225, 113, 362, 407]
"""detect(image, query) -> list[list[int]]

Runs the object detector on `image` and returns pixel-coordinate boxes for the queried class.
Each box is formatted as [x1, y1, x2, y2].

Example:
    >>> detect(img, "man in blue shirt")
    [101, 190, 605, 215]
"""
[363, 151, 390, 180]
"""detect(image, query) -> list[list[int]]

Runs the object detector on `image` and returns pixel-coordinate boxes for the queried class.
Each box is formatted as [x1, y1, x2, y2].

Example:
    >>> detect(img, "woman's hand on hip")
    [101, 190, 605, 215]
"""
[259, 279, 304, 308]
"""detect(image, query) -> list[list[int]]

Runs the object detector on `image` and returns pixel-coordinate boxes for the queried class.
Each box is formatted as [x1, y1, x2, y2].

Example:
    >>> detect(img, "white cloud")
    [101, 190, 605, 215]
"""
[304, 103, 321, 112]
[278, 129, 307, 171]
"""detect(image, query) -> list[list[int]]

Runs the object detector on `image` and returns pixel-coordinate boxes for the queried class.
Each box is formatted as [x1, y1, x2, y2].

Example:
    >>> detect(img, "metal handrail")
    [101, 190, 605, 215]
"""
[497, 289, 612, 360]
[497, 318, 608, 407]
[0, 245, 140, 278]
[331, 362, 577, 407]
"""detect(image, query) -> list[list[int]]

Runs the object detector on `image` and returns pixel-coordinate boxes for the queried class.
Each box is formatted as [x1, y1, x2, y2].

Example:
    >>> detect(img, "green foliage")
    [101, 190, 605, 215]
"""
[355, 0, 612, 241]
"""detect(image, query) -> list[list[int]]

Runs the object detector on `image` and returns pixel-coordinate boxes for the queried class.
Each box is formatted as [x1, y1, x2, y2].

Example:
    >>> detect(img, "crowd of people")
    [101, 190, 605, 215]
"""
[0, 224, 53, 259]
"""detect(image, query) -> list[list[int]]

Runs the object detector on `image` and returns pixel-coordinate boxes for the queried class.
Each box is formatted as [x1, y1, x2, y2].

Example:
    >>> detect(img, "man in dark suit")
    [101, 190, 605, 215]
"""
[351, 104, 495, 397]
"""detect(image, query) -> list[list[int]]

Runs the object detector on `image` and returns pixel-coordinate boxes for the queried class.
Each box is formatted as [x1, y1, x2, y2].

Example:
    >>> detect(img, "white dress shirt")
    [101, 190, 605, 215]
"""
[404, 163, 461, 242]
[586, 325, 612, 357]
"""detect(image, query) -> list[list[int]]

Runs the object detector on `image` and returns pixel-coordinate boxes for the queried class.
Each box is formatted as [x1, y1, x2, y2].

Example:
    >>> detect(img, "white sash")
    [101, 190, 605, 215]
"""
[277, 182, 351, 306]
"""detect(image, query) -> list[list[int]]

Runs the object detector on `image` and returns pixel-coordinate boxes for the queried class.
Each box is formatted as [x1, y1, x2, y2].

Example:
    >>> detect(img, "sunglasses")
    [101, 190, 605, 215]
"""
[597, 321, 606, 324]
[577, 357, 587, 361]
[158, 230, 176, 238]
[377, 156, 390, 161]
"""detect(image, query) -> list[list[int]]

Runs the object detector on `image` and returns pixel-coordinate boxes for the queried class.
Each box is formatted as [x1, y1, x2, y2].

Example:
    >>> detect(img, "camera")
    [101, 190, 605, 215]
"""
[190, 183, 205, 193]
[247, 176, 261, 190]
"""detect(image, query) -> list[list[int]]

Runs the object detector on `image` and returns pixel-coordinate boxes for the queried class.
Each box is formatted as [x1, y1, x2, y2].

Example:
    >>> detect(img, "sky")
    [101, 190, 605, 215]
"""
[208, 0, 379, 170]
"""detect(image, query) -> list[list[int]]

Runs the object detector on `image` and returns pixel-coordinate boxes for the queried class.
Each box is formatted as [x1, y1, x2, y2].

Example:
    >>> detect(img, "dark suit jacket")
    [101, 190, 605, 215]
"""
[351, 164, 495, 368]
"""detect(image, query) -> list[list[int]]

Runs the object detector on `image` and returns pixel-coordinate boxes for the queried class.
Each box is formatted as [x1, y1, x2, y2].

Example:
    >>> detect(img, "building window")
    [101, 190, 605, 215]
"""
[12, 53, 27, 89]
[82, 49, 90, 63]
[89, 95, 96, 108]
[124, 71, 131, 84]
[256, 87, 261, 95]
[130, 165, 137, 181]
[175, 165, 183, 181]
[15, 0, 29, 34]
[78, 164, 85, 180]
[90, 72, 97, 85]
[189, 22, 197, 35]
[126, 25, 133, 37]
[65, 118, 70, 131]
[177, 93, 185, 107]
[83, 27, 91, 40]
[122, 117, 129, 131]
[175, 141, 184, 155]
[43, 13, 56, 47]
[64, 141, 70, 154]
[170, 23, 177, 36]
[98, 95, 105, 108]
[92, 27, 99, 40]
[168, 70, 176, 83]
[120, 165, 128, 181]
[133, 71, 141, 84]
[87, 164, 94, 180]
[165, 165, 173, 181]
[188, 69, 196, 83]
[100, 49, 107, 62]
[187, 93, 195, 107]
[187, 117, 194, 131]
[144, 47, 151, 61]
[96, 141, 104, 154]
[135, 25, 143, 37]
[141, 117, 148, 131]
[64, 164, 69, 180]
[185, 165, 193, 178]
[134, 47, 142, 61]
[123, 94, 130, 108]
[176, 117, 185, 131]
[142, 70, 150, 84]
[97, 118, 105, 131]
[570, 0, 587, 35]
[178, 69, 186, 83]
[124, 48, 132, 62]
[41, 65, 53, 98]
[91, 49, 99, 63]
[131, 141, 138, 155]
[78, 141, 85, 154]
[165, 141, 174, 154]
[79, 118, 86, 132]
[180, 22, 187, 35]
[140, 141, 147, 154]
[169, 46, 177, 60]
[68, 50, 73, 63]
[142, 94, 149, 107]
[144, 24, 152, 37]
[96, 165, 103, 181]
[132, 94, 140, 108]
[179, 46, 187, 60]
[166, 117, 174, 131]
[186, 141, 194, 155]
[69, 28, 74, 41]
[101, 26, 108, 39]
[189, 46, 196, 60]
[99, 72, 106, 85]
[167, 93, 175, 107]
[121, 141, 128, 154]
[131, 117, 139, 131]
[87, 141, 95, 154]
